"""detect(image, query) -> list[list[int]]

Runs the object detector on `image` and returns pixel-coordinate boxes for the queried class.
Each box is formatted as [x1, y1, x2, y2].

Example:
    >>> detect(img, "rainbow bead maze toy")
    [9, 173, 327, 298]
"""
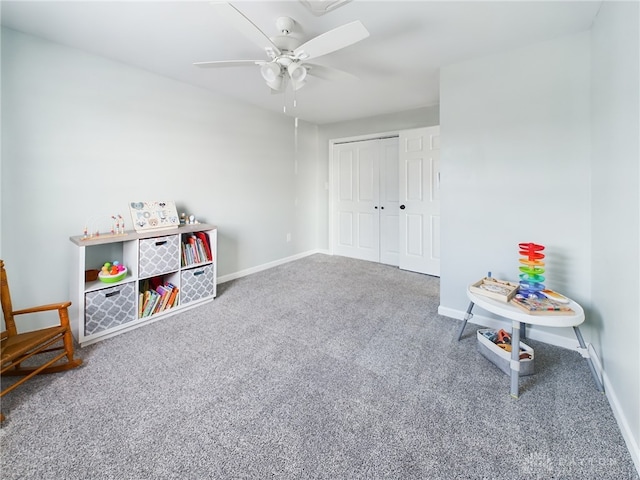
[518, 242, 545, 297]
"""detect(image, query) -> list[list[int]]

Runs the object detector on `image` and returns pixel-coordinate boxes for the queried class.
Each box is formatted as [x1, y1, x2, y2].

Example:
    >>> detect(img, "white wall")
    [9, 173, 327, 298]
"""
[1, 28, 320, 313]
[439, 11, 640, 470]
[591, 0, 640, 469]
[439, 32, 591, 345]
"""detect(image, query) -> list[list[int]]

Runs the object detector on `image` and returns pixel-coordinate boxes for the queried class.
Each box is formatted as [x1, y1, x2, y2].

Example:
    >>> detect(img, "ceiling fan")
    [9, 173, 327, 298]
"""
[194, 2, 369, 93]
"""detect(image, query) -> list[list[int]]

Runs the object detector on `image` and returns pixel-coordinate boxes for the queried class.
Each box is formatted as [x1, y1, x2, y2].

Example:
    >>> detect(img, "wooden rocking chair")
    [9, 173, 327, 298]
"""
[1, 259, 83, 421]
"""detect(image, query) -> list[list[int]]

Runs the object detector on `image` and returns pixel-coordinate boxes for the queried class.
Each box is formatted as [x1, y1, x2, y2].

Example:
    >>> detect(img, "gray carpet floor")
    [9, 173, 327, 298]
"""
[1, 253, 637, 479]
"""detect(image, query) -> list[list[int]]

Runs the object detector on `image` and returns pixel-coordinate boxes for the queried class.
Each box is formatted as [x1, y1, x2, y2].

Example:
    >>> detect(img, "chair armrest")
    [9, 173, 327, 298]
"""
[12, 301, 72, 316]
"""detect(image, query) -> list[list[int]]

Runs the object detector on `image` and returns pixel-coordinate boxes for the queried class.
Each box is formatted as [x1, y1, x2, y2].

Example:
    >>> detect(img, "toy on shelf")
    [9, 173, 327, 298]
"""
[111, 215, 126, 235]
[129, 201, 180, 232]
[81, 214, 127, 241]
[98, 260, 127, 283]
[180, 212, 200, 225]
[518, 242, 545, 298]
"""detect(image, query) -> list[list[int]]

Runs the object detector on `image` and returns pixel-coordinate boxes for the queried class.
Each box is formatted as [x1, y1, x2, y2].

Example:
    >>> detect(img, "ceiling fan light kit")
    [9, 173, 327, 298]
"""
[195, 2, 369, 102]
[288, 63, 307, 82]
[260, 62, 281, 82]
[267, 76, 284, 92]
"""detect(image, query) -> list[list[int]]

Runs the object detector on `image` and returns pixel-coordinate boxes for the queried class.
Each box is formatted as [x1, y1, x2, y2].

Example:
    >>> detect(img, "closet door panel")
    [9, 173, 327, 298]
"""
[379, 138, 400, 266]
[399, 126, 441, 276]
[333, 140, 379, 262]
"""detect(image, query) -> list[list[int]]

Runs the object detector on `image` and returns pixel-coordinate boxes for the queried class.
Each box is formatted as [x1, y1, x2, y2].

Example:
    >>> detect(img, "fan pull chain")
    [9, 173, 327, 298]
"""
[283, 75, 290, 113]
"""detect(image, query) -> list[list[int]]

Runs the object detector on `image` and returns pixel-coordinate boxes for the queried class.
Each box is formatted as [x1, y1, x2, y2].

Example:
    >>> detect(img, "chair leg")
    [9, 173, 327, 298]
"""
[62, 327, 79, 364]
[1, 350, 68, 396]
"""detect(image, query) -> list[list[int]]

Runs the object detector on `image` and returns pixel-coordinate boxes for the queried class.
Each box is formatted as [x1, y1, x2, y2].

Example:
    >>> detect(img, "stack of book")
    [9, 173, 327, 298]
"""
[138, 281, 179, 318]
[181, 232, 213, 266]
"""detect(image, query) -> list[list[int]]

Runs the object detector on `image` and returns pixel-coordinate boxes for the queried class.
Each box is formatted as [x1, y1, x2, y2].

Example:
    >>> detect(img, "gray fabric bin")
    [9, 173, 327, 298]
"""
[180, 264, 214, 304]
[138, 234, 179, 278]
[85, 282, 137, 336]
[477, 329, 535, 377]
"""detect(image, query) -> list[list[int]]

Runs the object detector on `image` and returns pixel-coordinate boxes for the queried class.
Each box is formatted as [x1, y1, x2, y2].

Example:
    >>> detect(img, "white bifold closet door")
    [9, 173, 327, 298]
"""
[332, 126, 441, 276]
[332, 137, 400, 266]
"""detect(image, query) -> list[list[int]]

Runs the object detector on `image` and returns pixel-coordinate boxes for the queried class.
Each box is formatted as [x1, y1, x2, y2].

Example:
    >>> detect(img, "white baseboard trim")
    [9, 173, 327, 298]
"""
[587, 345, 640, 474]
[439, 304, 640, 475]
[217, 249, 327, 284]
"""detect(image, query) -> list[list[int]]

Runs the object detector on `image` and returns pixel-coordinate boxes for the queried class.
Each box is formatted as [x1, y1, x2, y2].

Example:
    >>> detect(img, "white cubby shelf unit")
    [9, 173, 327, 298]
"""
[69, 224, 217, 347]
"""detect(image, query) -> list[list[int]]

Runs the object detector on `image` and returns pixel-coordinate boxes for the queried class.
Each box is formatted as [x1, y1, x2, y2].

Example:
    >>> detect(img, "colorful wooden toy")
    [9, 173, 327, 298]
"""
[518, 242, 545, 297]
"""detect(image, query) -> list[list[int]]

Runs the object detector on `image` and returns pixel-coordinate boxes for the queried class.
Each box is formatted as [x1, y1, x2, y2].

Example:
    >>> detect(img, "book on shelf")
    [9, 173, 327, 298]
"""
[151, 292, 163, 315]
[138, 293, 144, 318]
[187, 235, 201, 263]
[158, 283, 175, 311]
[181, 235, 194, 265]
[181, 242, 191, 266]
[137, 282, 177, 317]
[166, 285, 179, 309]
[141, 291, 159, 317]
[195, 232, 213, 261]
[510, 294, 575, 315]
[154, 285, 169, 314]
[139, 290, 151, 317]
[181, 232, 212, 266]
[196, 238, 207, 263]
[149, 276, 165, 292]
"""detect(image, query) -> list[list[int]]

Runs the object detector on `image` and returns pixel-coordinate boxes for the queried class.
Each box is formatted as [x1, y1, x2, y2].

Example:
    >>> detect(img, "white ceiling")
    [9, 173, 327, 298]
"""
[1, 0, 602, 124]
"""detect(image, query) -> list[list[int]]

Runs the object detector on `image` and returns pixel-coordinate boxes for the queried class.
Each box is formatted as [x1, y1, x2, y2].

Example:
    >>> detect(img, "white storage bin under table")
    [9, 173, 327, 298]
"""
[476, 328, 535, 377]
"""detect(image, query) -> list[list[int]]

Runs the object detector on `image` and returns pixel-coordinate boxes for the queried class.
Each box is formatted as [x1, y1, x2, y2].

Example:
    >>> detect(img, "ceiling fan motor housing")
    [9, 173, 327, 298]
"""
[276, 16, 295, 35]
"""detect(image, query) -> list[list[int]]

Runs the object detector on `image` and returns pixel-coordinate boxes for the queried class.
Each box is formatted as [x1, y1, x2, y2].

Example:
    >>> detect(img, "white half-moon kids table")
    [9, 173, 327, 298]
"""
[457, 288, 604, 398]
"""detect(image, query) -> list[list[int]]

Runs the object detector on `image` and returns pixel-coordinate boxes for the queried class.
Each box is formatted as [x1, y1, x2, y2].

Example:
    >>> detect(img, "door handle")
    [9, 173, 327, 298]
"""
[400, 205, 406, 210]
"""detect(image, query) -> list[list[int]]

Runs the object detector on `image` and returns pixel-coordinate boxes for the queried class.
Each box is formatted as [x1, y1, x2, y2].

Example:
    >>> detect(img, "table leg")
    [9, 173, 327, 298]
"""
[510, 320, 521, 399]
[573, 326, 605, 393]
[456, 301, 475, 341]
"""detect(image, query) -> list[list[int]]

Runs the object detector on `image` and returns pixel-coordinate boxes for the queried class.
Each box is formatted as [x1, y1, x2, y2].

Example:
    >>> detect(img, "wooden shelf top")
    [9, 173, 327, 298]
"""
[69, 223, 217, 247]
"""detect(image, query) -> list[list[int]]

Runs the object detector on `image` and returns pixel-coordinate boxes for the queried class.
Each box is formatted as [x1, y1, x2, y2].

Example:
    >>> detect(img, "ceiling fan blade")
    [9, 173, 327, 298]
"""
[305, 63, 358, 82]
[293, 20, 369, 61]
[194, 60, 263, 68]
[212, 2, 281, 57]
